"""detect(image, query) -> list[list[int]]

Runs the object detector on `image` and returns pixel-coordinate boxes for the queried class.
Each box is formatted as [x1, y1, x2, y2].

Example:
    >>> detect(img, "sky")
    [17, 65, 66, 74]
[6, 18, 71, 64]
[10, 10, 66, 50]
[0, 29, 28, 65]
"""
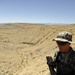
[0, 0, 75, 24]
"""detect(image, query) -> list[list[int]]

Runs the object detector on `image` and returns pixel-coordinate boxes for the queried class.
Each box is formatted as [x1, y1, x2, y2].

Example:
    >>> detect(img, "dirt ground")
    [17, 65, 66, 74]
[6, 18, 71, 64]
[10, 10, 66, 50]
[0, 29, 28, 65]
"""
[0, 23, 75, 75]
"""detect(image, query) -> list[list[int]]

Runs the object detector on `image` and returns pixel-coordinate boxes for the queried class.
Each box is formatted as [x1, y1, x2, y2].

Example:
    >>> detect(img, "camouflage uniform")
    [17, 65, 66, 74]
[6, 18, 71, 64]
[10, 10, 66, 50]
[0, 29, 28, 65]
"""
[53, 47, 75, 75]
[53, 31, 75, 75]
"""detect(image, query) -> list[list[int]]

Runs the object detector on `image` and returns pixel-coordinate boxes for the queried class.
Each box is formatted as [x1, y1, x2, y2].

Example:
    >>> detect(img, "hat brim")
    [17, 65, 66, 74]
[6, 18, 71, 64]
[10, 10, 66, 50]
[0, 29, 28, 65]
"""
[53, 38, 75, 44]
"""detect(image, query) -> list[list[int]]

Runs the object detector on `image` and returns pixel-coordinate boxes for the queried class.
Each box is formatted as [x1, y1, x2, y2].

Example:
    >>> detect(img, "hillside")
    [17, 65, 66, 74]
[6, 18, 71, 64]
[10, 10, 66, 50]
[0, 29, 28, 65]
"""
[0, 23, 75, 75]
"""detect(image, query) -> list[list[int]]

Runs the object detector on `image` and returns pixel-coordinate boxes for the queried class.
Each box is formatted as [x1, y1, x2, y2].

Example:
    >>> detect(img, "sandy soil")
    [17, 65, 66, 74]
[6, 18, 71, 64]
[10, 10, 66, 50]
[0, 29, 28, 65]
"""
[0, 23, 75, 75]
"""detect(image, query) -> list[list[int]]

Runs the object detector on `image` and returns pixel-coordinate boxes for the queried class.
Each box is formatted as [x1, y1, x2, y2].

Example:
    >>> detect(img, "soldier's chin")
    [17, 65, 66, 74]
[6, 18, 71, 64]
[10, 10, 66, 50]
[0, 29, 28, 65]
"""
[60, 51, 68, 54]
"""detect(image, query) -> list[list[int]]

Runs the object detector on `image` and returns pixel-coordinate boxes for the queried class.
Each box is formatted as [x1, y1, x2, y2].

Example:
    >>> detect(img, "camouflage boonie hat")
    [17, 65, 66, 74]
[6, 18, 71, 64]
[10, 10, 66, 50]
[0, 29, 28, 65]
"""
[53, 31, 75, 43]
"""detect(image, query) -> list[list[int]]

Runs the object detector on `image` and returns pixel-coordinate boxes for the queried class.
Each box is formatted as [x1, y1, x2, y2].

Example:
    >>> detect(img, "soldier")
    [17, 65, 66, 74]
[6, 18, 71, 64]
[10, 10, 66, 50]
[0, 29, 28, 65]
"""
[53, 31, 75, 75]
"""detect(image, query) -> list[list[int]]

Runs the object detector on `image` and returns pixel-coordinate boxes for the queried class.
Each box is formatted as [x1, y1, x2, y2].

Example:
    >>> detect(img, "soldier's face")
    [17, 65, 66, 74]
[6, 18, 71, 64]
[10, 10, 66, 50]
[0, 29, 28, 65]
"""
[56, 41, 70, 53]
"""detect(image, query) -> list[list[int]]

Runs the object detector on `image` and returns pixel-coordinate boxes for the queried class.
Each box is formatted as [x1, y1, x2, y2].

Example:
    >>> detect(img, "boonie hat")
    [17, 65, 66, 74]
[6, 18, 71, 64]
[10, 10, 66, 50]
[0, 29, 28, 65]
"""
[53, 31, 75, 43]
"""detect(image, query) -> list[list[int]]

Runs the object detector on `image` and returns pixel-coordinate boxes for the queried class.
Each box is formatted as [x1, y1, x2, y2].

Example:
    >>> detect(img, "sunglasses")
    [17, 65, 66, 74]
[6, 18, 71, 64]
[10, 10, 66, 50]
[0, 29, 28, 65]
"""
[56, 41, 68, 46]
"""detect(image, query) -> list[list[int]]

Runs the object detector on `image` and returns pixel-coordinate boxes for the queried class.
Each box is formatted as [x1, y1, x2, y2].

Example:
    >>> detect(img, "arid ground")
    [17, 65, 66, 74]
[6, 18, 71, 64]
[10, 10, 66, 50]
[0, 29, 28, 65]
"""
[0, 23, 75, 75]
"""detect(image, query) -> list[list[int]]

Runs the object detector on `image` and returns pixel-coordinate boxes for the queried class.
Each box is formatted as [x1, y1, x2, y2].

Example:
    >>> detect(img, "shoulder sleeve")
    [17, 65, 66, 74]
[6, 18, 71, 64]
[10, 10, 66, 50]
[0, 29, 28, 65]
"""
[73, 59, 75, 71]
[71, 52, 75, 70]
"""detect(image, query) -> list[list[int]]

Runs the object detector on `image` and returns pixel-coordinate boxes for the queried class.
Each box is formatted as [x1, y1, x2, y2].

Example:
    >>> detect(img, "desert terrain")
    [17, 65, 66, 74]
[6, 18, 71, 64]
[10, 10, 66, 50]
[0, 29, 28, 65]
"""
[0, 23, 75, 75]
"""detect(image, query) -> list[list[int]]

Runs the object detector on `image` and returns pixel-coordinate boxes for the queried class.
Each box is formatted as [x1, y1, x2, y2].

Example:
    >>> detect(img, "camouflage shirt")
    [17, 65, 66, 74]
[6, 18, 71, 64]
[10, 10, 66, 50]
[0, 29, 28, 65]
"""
[53, 47, 75, 75]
